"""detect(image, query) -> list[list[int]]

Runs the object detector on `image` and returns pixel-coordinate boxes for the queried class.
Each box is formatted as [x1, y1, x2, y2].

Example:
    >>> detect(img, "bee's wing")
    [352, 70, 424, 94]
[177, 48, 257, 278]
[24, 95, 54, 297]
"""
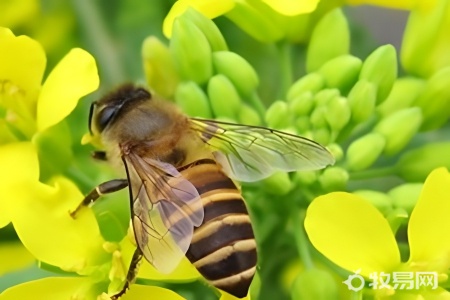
[190, 118, 335, 182]
[123, 152, 203, 274]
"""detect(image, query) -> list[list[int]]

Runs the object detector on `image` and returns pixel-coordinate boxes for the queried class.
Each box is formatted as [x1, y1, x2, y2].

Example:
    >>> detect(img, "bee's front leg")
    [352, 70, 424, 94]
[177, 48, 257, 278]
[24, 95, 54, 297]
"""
[110, 248, 143, 300]
[70, 179, 128, 218]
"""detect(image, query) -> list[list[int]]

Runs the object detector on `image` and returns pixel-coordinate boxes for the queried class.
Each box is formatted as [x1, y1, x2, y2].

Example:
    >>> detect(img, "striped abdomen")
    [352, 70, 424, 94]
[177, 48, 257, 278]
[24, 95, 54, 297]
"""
[179, 159, 257, 298]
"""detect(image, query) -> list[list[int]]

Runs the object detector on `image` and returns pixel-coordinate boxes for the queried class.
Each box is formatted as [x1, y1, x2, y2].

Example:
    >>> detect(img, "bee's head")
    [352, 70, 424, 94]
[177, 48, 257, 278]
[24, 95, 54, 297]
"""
[89, 83, 151, 135]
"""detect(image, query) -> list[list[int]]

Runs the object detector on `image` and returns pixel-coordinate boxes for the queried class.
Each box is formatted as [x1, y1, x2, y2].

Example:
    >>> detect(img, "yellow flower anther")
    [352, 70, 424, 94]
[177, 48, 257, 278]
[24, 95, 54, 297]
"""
[109, 250, 127, 282]
[102, 242, 120, 254]
[61, 259, 87, 273]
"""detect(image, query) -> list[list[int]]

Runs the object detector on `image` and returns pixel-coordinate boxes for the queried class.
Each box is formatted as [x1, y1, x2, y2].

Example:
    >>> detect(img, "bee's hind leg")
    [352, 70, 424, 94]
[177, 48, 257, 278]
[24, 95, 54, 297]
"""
[69, 179, 128, 218]
[110, 248, 143, 300]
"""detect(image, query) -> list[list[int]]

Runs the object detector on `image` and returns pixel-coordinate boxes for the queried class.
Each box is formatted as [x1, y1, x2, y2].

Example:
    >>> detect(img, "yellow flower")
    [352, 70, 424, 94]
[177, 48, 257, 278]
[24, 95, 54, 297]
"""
[0, 143, 199, 299]
[0, 142, 108, 299]
[304, 168, 450, 298]
[0, 27, 99, 224]
[0, 27, 98, 137]
[0, 28, 197, 298]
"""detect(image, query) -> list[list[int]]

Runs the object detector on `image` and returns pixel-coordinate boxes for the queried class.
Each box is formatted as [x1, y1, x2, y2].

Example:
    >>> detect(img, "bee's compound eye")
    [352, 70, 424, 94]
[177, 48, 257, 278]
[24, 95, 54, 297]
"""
[96, 105, 118, 132]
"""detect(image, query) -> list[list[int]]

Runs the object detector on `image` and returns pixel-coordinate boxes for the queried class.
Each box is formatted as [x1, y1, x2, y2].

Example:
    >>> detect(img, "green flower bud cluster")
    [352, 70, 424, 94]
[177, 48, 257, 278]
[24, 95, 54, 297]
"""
[263, 7, 450, 198]
[142, 8, 263, 122]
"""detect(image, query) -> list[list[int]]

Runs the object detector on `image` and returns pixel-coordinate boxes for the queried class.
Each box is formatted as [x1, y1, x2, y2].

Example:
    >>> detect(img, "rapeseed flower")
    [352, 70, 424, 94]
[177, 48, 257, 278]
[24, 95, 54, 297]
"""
[305, 168, 450, 298]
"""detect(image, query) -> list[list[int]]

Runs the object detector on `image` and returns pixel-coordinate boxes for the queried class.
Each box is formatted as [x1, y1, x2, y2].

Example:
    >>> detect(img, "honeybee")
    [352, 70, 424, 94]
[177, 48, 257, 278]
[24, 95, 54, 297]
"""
[71, 83, 334, 299]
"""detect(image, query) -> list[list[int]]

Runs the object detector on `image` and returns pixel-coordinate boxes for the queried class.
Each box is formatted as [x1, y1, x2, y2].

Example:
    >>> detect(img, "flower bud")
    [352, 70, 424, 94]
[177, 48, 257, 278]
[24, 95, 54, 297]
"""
[346, 133, 385, 171]
[207, 74, 241, 119]
[175, 81, 212, 118]
[287, 73, 325, 102]
[317, 54, 362, 94]
[313, 88, 340, 107]
[388, 183, 423, 215]
[353, 190, 392, 216]
[327, 143, 344, 162]
[225, 0, 284, 43]
[306, 8, 350, 72]
[260, 171, 293, 195]
[359, 45, 397, 104]
[414, 66, 450, 131]
[265, 100, 291, 129]
[182, 7, 228, 52]
[292, 268, 338, 300]
[347, 79, 376, 124]
[325, 96, 351, 133]
[170, 17, 213, 84]
[374, 107, 422, 155]
[309, 106, 327, 128]
[142, 36, 179, 98]
[312, 127, 331, 146]
[212, 51, 259, 97]
[293, 170, 318, 186]
[395, 142, 450, 182]
[319, 166, 348, 191]
[289, 92, 314, 117]
[238, 103, 261, 125]
[377, 77, 425, 118]
[295, 116, 311, 133]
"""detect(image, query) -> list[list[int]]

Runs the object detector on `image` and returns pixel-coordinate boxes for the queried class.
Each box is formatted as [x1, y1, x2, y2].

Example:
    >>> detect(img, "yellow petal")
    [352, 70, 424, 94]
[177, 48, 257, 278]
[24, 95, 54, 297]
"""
[0, 27, 14, 38]
[305, 192, 401, 277]
[37, 48, 99, 132]
[0, 242, 35, 276]
[0, 27, 46, 104]
[345, 0, 415, 9]
[408, 168, 450, 267]
[0, 277, 98, 300]
[163, 0, 235, 37]
[118, 237, 200, 282]
[139, 256, 200, 282]
[261, 0, 319, 16]
[5, 175, 107, 272]
[0, 142, 38, 227]
[119, 285, 186, 300]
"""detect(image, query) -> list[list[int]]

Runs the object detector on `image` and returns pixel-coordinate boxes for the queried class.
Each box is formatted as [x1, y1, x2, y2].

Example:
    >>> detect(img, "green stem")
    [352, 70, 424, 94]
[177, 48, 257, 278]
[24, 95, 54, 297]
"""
[292, 209, 314, 269]
[277, 41, 293, 99]
[70, 0, 126, 86]
[349, 166, 396, 180]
